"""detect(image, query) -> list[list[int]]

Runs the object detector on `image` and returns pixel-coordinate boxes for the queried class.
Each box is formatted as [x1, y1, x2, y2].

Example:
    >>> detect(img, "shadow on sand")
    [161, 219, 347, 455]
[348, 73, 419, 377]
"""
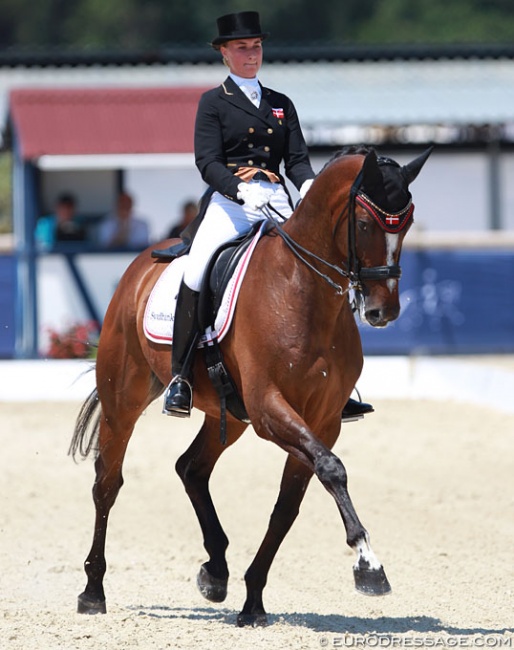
[127, 604, 513, 637]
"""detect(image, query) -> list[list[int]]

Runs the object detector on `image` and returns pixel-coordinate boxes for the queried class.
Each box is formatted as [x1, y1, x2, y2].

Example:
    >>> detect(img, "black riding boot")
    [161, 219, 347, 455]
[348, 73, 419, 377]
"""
[162, 281, 200, 417]
[342, 397, 374, 422]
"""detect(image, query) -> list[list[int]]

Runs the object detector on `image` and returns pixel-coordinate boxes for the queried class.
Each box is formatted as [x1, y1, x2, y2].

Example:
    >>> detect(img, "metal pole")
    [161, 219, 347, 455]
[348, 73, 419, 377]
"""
[13, 136, 39, 358]
[487, 131, 501, 231]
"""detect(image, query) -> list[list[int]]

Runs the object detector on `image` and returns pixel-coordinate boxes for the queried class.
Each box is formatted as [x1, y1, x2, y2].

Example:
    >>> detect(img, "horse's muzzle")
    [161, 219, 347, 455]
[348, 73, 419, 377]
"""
[364, 303, 400, 327]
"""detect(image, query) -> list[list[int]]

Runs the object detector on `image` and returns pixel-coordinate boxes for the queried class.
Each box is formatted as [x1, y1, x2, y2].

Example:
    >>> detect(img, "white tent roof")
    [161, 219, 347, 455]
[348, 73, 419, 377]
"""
[2, 57, 514, 147]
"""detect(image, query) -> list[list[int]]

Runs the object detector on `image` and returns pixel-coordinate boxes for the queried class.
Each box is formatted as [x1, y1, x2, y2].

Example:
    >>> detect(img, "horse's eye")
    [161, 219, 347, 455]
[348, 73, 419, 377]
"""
[357, 220, 368, 233]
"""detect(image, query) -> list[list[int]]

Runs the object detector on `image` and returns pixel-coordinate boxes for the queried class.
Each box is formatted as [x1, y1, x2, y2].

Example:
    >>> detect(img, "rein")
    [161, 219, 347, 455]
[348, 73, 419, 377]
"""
[262, 166, 410, 295]
[262, 203, 351, 295]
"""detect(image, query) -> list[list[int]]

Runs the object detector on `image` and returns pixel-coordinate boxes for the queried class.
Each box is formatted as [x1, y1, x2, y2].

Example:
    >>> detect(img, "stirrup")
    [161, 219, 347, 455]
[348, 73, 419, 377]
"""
[342, 413, 365, 424]
[342, 396, 374, 423]
[162, 377, 193, 417]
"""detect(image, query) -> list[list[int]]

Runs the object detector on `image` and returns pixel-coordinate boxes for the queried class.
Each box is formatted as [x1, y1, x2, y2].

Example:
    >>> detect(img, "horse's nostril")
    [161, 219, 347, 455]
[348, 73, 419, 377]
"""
[365, 306, 400, 326]
[366, 309, 382, 325]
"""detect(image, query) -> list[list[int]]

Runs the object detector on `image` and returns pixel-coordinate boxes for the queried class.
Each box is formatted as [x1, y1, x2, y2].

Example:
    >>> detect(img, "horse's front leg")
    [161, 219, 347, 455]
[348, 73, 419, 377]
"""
[238, 454, 314, 627]
[255, 398, 391, 605]
[175, 415, 247, 603]
[313, 446, 391, 597]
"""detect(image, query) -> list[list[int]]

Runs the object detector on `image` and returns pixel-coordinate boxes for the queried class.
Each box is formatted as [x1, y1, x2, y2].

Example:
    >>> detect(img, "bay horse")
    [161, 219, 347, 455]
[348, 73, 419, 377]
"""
[69, 145, 431, 626]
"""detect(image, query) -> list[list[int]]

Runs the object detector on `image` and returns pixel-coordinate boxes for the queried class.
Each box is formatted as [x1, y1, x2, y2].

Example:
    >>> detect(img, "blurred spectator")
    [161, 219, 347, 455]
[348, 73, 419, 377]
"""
[35, 192, 86, 249]
[167, 199, 198, 239]
[98, 191, 150, 249]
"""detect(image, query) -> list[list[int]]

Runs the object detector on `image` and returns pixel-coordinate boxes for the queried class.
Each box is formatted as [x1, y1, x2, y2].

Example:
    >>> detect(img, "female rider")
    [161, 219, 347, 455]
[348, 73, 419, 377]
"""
[163, 11, 371, 422]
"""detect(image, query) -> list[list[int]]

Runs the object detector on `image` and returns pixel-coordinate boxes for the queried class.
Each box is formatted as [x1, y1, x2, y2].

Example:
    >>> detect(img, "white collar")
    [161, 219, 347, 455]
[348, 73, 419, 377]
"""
[229, 74, 261, 106]
[230, 73, 260, 89]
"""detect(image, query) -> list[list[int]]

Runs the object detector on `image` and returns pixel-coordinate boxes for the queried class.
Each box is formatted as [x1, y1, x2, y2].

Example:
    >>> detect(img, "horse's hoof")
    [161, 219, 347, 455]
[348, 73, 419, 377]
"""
[237, 611, 268, 627]
[77, 592, 107, 615]
[196, 564, 228, 603]
[353, 565, 392, 596]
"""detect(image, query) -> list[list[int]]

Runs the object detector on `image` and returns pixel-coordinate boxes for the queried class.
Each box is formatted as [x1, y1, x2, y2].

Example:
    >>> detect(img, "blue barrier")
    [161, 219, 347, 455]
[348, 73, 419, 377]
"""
[359, 249, 514, 354]
[1, 249, 513, 358]
[0, 255, 16, 358]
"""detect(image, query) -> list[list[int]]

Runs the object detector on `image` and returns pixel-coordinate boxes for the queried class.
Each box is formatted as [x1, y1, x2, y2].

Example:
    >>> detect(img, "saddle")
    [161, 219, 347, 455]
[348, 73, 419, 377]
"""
[151, 219, 273, 441]
[200, 220, 272, 326]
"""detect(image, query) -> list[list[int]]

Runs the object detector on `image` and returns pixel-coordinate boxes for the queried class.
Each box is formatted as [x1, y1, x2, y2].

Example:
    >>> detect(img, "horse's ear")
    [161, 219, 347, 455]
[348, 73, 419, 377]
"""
[361, 149, 388, 204]
[403, 146, 433, 185]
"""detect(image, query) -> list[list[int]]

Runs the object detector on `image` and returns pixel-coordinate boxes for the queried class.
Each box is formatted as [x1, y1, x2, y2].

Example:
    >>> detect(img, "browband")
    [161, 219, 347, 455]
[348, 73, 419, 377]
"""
[355, 193, 414, 234]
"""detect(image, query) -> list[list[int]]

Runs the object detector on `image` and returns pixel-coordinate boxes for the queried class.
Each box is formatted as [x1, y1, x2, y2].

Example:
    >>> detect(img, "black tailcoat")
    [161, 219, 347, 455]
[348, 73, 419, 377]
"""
[194, 76, 315, 201]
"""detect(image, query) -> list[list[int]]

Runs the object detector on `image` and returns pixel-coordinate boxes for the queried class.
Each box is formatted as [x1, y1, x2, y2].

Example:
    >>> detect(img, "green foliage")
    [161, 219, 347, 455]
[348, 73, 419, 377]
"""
[1, 0, 514, 48]
[356, 0, 514, 43]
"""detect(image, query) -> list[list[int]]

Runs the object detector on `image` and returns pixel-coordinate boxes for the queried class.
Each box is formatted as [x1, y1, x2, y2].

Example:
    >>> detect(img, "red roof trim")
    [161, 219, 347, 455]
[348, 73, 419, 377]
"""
[9, 86, 209, 160]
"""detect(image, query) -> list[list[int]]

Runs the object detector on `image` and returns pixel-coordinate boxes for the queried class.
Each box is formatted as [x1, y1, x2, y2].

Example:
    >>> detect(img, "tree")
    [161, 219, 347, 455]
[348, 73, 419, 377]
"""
[1, 0, 514, 49]
[355, 0, 514, 43]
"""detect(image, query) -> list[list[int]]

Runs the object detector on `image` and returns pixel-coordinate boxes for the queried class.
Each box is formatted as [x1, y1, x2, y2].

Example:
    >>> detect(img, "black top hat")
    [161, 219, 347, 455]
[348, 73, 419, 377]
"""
[211, 11, 269, 47]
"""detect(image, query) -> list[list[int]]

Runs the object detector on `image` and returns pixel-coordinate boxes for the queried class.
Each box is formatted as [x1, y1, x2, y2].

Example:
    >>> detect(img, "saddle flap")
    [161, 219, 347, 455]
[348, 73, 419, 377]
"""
[201, 220, 267, 326]
[144, 220, 270, 346]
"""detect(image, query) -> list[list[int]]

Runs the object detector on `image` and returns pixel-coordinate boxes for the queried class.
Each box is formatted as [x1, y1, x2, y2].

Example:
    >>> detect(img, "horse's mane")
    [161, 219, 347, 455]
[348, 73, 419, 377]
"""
[320, 145, 376, 174]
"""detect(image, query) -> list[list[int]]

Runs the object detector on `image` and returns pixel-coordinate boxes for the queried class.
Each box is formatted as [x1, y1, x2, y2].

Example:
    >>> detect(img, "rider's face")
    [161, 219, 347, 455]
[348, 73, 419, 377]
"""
[220, 38, 263, 79]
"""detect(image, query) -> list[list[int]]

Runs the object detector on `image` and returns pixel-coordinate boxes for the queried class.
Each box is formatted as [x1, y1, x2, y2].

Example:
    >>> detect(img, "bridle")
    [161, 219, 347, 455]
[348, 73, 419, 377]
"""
[346, 167, 414, 289]
[262, 165, 414, 297]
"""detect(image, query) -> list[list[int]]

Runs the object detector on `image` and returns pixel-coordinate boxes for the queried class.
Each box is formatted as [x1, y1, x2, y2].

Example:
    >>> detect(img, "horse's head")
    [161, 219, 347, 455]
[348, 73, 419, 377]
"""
[340, 146, 431, 327]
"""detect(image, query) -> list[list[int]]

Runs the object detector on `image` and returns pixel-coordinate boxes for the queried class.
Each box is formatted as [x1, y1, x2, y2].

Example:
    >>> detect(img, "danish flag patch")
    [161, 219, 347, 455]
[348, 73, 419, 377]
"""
[272, 107, 284, 119]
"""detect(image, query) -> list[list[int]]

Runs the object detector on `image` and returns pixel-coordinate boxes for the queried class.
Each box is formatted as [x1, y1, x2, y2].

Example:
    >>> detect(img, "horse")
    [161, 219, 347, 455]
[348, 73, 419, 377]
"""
[69, 145, 431, 626]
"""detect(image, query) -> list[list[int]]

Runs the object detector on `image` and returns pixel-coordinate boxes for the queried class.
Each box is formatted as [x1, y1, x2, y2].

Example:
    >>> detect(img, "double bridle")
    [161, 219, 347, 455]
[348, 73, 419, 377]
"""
[262, 168, 413, 297]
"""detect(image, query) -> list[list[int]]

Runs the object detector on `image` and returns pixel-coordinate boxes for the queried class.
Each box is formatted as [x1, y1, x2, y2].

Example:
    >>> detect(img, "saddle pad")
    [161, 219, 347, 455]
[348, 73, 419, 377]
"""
[143, 225, 265, 345]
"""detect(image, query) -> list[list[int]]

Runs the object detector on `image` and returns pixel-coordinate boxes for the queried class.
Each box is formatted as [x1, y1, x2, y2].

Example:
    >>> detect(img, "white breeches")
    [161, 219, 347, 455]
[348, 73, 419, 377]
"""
[183, 180, 293, 292]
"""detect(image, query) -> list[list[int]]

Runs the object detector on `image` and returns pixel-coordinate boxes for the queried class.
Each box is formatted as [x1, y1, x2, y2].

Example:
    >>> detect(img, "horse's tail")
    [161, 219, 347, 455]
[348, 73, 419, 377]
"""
[68, 387, 102, 462]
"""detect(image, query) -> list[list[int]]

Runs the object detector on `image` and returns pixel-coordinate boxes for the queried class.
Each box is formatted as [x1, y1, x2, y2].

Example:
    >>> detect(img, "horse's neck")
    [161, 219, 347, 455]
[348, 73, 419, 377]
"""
[285, 195, 346, 266]
[278, 199, 352, 320]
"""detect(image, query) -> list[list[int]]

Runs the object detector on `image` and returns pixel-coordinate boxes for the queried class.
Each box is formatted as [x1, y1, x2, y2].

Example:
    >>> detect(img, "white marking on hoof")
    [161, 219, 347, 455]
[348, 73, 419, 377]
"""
[353, 534, 382, 571]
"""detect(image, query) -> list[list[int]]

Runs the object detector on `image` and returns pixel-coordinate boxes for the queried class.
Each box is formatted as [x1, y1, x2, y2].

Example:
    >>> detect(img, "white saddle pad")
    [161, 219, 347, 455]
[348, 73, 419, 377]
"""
[143, 225, 265, 345]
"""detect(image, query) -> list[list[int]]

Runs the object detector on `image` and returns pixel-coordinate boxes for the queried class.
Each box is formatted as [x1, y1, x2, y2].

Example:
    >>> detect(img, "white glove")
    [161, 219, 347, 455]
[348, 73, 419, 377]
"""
[299, 178, 314, 199]
[237, 182, 272, 210]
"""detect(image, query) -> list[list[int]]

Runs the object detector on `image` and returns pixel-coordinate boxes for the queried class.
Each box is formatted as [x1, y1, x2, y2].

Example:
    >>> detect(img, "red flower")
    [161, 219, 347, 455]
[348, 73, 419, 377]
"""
[44, 321, 98, 359]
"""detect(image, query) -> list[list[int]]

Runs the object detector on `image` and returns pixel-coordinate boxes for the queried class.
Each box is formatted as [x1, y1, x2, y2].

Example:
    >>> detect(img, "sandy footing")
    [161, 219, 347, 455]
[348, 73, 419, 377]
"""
[1, 398, 513, 649]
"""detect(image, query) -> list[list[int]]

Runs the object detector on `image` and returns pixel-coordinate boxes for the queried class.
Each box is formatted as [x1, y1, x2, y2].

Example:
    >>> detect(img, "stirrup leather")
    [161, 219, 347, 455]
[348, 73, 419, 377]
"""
[162, 377, 193, 417]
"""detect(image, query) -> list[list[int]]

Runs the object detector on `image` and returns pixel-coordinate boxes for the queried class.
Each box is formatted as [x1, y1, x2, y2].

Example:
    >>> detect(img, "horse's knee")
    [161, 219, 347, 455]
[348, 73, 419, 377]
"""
[314, 454, 347, 487]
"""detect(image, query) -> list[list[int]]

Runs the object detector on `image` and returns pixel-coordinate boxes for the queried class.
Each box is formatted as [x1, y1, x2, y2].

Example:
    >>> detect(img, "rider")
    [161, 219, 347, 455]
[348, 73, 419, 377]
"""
[163, 11, 373, 422]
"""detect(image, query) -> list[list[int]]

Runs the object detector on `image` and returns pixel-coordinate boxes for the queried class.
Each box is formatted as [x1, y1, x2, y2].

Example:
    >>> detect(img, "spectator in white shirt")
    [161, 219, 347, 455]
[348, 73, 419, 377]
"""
[98, 191, 150, 249]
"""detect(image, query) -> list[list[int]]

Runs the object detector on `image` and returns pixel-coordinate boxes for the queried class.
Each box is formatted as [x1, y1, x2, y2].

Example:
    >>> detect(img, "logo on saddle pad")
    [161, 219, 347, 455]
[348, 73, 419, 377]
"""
[143, 225, 265, 346]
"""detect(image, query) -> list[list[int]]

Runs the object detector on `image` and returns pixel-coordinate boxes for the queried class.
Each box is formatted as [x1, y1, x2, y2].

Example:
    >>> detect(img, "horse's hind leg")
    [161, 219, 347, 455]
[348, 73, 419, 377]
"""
[78, 369, 160, 614]
[175, 415, 247, 603]
[77, 418, 130, 613]
[237, 455, 313, 627]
